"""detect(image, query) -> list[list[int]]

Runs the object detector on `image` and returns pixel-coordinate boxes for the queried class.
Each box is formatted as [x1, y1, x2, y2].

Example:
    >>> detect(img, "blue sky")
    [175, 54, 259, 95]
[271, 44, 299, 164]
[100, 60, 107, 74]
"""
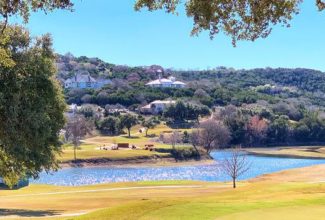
[19, 0, 325, 71]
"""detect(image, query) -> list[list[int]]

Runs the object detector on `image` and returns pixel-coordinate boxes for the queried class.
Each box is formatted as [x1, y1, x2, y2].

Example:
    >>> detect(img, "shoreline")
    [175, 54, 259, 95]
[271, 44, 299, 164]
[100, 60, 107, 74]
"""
[59, 146, 325, 169]
[59, 157, 215, 168]
[245, 146, 325, 160]
[246, 151, 325, 160]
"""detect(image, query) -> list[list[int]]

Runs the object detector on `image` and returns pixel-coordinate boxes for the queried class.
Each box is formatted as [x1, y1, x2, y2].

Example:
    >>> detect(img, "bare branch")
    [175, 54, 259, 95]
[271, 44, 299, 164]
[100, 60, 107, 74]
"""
[222, 147, 250, 188]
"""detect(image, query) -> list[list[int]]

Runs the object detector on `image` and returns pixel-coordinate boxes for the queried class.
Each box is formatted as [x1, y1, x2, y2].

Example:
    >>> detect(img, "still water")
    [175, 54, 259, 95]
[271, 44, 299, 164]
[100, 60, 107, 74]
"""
[32, 151, 325, 186]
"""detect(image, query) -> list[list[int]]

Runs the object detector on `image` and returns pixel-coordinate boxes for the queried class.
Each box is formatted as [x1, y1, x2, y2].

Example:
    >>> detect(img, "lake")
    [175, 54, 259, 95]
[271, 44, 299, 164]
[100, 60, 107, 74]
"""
[32, 151, 325, 186]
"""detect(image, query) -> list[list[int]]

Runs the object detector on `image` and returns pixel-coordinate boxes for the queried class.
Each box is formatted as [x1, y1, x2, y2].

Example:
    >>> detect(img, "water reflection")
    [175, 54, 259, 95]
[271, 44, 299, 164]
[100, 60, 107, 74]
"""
[32, 151, 325, 186]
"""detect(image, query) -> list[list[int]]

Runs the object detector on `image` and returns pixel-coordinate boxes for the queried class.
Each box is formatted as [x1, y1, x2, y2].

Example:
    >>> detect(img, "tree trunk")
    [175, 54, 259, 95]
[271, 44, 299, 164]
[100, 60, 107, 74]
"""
[232, 178, 236, 188]
[74, 145, 77, 161]
[206, 143, 212, 155]
[192, 145, 201, 158]
[172, 143, 177, 162]
[206, 147, 212, 157]
[145, 128, 148, 137]
[128, 128, 131, 137]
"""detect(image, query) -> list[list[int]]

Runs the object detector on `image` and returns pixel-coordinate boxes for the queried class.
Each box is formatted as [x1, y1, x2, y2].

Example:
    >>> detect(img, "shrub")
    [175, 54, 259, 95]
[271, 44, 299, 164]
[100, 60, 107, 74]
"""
[171, 147, 200, 160]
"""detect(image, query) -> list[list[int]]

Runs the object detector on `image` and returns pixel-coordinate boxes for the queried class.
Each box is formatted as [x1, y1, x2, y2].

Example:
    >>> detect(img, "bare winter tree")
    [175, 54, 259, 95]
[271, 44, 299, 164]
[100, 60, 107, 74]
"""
[169, 130, 182, 150]
[246, 115, 268, 146]
[199, 119, 231, 154]
[222, 147, 250, 189]
[189, 129, 201, 156]
[65, 115, 93, 161]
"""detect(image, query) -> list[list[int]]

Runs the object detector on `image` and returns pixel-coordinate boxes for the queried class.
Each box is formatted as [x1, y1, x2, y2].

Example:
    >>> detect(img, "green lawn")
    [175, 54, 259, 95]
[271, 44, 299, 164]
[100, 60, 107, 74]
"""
[59, 148, 170, 162]
[73, 179, 325, 220]
[1, 165, 325, 220]
[58, 124, 193, 163]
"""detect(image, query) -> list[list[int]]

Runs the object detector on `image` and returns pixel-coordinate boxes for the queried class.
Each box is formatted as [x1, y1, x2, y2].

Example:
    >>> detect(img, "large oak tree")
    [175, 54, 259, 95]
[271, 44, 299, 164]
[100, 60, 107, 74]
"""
[0, 25, 66, 183]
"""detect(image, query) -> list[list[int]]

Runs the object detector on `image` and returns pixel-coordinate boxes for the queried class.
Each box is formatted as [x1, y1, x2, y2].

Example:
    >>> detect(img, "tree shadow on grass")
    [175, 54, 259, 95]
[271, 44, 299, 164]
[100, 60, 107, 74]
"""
[0, 183, 29, 190]
[121, 135, 140, 139]
[0, 209, 62, 217]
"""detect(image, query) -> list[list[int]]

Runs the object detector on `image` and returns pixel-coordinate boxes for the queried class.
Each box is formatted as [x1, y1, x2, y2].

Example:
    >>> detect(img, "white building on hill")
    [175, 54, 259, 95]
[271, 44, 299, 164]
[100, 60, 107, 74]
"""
[146, 76, 186, 88]
[140, 100, 176, 114]
[64, 74, 112, 89]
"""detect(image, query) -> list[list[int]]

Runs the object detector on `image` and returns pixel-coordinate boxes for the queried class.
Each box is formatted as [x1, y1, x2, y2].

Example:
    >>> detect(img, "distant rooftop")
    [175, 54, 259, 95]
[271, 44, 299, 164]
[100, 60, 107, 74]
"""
[146, 76, 186, 87]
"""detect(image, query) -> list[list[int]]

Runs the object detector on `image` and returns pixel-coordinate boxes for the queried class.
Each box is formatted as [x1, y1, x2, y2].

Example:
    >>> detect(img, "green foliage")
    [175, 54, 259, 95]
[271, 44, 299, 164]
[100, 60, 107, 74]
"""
[90, 86, 194, 107]
[97, 116, 121, 135]
[135, 0, 304, 45]
[163, 101, 210, 122]
[2, 170, 21, 189]
[294, 123, 311, 142]
[213, 87, 232, 105]
[66, 89, 94, 105]
[0, 150, 26, 187]
[171, 147, 200, 161]
[266, 116, 290, 144]
[142, 117, 159, 136]
[0, 25, 66, 180]
[0, 0, 73, 26]
[78, 104, 96, 118]
[119, 114, 138, 137]
[294, 111, 325, 142]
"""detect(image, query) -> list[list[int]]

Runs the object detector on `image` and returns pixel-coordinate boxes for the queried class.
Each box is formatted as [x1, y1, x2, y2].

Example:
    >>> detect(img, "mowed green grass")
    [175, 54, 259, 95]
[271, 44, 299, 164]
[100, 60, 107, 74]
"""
[58, 124, 193, 162]
[72, 182, 325, 220]
[1, 165, 325, 220]
[59, 143, 170, 162]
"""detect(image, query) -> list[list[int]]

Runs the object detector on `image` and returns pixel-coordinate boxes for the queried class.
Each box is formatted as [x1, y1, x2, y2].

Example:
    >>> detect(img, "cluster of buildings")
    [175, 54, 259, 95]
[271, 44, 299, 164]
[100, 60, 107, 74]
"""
[145, 76, 186, 88]
[64, 74, 186, 90]
[64, 74, 185, 115]
[141, 76, 185, 114]
[64, 74, 112, 89]
[140, 100, 176, 114]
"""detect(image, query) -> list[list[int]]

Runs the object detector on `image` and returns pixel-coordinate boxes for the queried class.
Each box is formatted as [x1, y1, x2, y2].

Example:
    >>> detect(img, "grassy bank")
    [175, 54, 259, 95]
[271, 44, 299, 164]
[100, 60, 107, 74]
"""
[1, 165, 325, 219]
[246, 146, 325, 159]
[58, 124, 208, 166]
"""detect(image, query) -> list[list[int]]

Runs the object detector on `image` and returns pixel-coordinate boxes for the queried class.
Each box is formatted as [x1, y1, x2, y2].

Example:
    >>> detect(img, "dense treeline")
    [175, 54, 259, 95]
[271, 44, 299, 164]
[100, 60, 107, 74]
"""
[66, 86, 196, 107]
[174, 67, 325, 93]
[213, 105, 325, 147]
[58, 54, 325, 109]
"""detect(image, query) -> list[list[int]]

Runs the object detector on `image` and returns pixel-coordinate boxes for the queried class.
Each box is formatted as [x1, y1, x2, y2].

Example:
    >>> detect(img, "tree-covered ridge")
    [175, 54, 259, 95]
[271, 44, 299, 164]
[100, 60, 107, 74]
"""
[57, 54, 325, 92]
[174, 67, 325, 92]
[57, 54, 325, 108]
[56, 54, 325, 148]
[56, 53, 168, 82]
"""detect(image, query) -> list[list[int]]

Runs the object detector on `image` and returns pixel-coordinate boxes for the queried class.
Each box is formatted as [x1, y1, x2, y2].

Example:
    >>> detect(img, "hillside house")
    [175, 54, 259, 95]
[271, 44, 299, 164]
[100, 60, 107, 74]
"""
[146, 76, 186, 88]
[64, 74, 112, 89]
[140, 100, 176, 114]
